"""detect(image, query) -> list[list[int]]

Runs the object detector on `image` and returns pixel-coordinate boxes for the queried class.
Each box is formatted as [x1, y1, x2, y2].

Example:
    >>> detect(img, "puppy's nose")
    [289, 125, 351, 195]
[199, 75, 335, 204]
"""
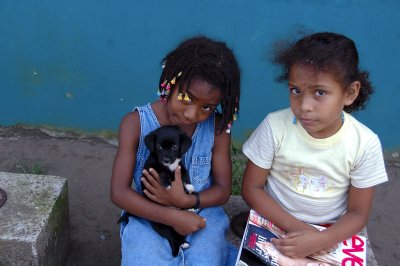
[163, 158, 171, 164]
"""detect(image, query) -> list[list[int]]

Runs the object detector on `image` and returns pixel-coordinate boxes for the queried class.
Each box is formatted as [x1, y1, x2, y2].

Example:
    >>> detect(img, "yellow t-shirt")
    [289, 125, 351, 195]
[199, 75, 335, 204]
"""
[243, 108, 388, 223]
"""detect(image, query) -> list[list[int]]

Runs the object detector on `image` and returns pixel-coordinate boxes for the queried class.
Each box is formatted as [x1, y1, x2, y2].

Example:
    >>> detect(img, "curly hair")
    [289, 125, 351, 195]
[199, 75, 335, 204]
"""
[272, 32, 373, 113]
[158, 36, 240, 133]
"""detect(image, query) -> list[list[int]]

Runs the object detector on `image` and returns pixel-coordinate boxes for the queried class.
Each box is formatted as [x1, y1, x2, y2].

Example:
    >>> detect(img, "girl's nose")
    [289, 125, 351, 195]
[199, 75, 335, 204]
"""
[183, 106, 198, 122]
[300, 96, 313, 112]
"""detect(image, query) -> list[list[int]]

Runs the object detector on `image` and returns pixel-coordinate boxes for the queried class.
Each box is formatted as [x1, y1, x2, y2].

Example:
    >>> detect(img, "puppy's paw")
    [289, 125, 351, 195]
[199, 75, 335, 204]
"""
[181, 242, 190, 249]
[185, 184, 195, 193]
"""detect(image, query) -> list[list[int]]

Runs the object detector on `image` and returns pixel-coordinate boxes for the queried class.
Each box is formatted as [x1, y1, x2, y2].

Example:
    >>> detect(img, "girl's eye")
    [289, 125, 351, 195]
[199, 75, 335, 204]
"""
[202, 106, 212, 111]
[290, 87, 300, 95]
[156, 144, 162, 150]
[171, 145, 178, 151]
[315, 90, 327, 96]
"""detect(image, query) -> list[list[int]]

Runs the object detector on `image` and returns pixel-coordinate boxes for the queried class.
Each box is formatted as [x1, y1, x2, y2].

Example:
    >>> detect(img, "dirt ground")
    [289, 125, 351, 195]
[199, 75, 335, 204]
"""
[0, 125, 399, 266]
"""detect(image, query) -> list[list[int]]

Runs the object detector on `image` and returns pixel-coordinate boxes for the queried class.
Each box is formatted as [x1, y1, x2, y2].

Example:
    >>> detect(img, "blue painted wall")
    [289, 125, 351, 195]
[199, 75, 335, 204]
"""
[1, 1, 399, 148]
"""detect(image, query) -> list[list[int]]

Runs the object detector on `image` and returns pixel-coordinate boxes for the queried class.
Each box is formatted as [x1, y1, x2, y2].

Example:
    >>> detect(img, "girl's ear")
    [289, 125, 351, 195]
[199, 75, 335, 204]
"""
[344, 81, 361, 106]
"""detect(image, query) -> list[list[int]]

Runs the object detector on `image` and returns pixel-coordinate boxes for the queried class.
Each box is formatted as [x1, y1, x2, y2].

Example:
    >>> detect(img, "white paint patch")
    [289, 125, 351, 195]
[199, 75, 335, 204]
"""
[65, 92, 74, 99]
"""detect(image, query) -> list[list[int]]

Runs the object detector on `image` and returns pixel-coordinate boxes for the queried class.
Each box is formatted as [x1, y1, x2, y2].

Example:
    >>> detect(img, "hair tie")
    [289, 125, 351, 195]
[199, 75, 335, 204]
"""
[158, 71, 183, 102]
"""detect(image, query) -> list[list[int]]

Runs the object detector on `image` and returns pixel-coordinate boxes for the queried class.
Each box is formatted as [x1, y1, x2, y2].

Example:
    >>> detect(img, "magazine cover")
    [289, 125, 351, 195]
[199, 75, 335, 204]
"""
[235, 209, 367, 266]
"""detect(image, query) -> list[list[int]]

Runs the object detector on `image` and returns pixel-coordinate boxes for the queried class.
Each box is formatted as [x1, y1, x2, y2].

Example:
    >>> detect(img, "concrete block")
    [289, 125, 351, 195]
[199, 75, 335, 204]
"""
[0, 172, 70, 266]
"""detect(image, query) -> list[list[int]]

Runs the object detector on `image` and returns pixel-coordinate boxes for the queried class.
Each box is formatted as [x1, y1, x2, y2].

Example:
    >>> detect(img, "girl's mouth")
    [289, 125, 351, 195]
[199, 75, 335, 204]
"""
[300, 118, 315, 125]
[178, 118, 192, 126]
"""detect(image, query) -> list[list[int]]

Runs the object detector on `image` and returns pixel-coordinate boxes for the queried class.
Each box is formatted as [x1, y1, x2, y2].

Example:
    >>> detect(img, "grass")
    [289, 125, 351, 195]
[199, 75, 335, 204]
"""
[15, 161, 47, 175]
[231, 140, 247, 195]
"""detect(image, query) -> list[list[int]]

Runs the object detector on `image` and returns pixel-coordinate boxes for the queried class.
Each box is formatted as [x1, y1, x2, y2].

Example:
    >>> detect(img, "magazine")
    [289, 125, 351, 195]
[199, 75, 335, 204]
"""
[235, 209, 367, 266]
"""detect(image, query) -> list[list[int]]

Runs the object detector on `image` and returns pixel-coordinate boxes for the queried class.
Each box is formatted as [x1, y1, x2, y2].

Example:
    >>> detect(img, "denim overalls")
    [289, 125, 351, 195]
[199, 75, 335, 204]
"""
[120, 103, 237, 266]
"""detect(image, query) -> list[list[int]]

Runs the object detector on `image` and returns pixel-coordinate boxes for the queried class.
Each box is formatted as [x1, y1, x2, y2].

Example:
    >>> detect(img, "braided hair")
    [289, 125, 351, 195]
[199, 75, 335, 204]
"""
[158, 36, 240, 133]
[272, 32, 374, 113]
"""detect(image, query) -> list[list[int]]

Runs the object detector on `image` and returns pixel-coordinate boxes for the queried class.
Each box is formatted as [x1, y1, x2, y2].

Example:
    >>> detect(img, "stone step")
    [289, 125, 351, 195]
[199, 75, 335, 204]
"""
[0, 172, 70, 266]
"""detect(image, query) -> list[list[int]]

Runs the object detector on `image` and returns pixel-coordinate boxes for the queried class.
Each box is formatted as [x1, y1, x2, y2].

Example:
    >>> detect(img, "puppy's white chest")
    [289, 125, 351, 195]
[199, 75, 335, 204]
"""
[164, 158, 181, 171]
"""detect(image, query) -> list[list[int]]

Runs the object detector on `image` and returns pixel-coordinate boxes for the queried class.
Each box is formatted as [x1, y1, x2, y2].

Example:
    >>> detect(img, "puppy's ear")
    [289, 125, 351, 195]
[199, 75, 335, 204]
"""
[179, 134, 192, 155]
[144, 131, 156, 152]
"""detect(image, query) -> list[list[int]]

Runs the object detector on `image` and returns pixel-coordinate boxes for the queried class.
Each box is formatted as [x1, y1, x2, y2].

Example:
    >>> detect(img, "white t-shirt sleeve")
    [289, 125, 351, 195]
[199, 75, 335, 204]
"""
[242, 115, 276, 169]
[350, 134, 388, 188]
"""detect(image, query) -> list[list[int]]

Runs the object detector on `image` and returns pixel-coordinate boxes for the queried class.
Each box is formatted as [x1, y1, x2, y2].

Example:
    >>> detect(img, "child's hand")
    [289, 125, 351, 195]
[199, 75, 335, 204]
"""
[142, 167, 188, 207]
[310, 244, 338, 256]
[271, 230, 326, 258]
[172, 210, 206, 235]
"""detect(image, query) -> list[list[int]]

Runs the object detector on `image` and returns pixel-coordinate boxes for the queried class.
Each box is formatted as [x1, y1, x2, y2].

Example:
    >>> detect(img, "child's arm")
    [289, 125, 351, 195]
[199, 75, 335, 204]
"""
[179, 128, 232, 208]
[272, 185, 374, 258]
[327, 185, 373, 237]
[242, 160, 316, 233]
[110, 112, 206, 235]
[201, 127, 233, 206]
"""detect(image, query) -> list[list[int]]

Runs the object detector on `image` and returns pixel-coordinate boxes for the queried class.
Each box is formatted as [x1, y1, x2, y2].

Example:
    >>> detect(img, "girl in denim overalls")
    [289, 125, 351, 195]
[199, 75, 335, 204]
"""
[110, 36, 241, 266]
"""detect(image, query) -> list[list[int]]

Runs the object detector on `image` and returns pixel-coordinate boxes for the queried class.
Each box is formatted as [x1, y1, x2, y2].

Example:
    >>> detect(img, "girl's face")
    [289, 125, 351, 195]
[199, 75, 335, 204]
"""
[166, 78, 222, 127]
[288, 64, 357, 139]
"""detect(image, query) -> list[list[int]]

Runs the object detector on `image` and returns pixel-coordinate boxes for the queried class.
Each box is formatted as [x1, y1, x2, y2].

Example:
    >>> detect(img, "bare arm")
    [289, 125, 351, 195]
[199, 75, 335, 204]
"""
[319, 186, 373, 247]
[110, 112, 205, 235]
[242, 160, 314, 233]
[198, 128, 233, 207]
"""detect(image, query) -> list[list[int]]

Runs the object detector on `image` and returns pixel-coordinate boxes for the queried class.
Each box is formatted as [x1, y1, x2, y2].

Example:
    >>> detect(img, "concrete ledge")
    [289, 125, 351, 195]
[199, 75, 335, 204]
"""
[223, 195, 378, 266]
[0, 172, 70, 266]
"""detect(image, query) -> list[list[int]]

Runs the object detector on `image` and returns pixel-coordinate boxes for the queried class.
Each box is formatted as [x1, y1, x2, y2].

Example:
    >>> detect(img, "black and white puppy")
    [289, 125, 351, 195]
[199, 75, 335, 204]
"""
[143, 125, 193, 193]
[142, 125, 194, 257]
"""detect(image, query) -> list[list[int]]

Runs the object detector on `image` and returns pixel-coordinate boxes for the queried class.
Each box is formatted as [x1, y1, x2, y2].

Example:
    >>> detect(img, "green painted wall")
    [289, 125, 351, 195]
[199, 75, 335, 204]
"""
[1, 0, 399, 148]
